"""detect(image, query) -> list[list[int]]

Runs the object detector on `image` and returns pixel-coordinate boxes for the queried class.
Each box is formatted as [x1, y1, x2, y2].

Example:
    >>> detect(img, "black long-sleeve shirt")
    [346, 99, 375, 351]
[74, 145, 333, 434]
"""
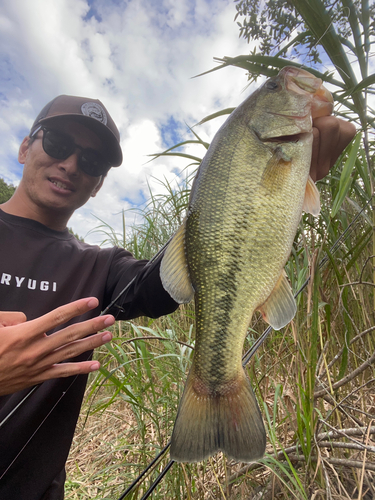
[0, 209, 178, 499]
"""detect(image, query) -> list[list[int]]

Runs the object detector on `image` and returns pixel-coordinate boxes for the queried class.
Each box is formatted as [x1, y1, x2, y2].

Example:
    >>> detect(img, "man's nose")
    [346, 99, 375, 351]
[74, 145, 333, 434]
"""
[57, 153, 80, 175]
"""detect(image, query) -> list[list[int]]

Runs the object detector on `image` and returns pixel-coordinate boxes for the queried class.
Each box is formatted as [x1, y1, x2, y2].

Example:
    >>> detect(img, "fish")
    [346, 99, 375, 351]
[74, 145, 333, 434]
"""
[160, 66, 333, 463]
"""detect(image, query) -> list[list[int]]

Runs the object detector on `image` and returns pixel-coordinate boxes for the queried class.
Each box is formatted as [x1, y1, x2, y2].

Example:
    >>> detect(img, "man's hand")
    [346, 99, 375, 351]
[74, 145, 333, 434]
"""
[0, 297, 115, 396]
[311, 116, 357, 181]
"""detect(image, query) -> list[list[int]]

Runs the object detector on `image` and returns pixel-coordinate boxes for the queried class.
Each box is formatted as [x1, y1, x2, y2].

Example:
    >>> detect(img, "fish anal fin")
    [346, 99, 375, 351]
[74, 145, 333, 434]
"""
[258, 272, 296, 330]
[303, 175, 320, 216]
[170, 368, 266, 463]
[160, 220, 194, 304]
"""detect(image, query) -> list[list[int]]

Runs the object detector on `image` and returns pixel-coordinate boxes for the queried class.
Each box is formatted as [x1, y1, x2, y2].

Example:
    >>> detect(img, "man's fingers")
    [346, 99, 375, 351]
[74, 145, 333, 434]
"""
[24, 297, 100, 338]
[315, 116, 356, 163]
[0, 325, 113, 395]
[0, 311, 27, 327]
[6, 360, 103, 393]
[0, 299, 115, 395]
[46, 314, 115, 352]
[36, 360, 103, 383]
[336, 119, 357, 149]
[46, 330, 113, 366]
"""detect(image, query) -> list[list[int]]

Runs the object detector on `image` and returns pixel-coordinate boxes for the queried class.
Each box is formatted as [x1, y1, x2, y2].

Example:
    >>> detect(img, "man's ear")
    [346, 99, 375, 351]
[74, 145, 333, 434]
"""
[91, 176, 105, 197]
[18, 137, 30, 164]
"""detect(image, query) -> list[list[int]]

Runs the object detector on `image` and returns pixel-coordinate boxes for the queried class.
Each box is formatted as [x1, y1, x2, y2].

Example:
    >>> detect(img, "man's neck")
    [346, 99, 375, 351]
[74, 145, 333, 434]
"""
[1, 192, 71, 232]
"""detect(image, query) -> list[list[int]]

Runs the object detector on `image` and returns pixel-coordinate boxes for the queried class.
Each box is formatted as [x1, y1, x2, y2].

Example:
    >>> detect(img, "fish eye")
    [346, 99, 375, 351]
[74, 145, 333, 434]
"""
[266, 81, 279, 91]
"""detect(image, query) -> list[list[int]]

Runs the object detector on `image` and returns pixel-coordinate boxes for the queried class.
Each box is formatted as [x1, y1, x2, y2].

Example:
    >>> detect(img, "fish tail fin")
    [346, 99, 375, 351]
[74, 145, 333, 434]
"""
[170, 368, 266, 463]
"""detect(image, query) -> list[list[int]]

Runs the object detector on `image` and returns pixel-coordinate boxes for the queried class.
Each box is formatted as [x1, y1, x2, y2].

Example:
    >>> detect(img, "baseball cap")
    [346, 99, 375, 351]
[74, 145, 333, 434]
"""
[30, 95, 122, 167]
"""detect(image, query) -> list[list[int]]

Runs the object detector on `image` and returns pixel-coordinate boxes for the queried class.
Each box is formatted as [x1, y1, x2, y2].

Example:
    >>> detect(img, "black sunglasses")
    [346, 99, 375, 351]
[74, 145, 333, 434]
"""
[31, 126, 111, 177]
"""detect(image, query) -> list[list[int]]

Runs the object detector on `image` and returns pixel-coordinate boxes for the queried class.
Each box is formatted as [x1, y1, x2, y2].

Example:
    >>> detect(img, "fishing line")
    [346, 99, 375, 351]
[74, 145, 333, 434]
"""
[0, 385, 40, 430]
[0, 376, 79, 480]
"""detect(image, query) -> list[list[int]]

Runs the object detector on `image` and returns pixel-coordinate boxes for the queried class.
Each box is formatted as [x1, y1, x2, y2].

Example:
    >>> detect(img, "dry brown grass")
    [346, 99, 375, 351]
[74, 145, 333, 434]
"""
[66, 399, 137, 498]
[65, 309, 375, 499]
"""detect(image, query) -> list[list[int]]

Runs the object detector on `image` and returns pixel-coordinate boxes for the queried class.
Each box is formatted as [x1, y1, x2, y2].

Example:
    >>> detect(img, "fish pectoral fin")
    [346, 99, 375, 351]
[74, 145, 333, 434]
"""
[258, 272, 296, 330]
[170, 368, 266, 463]
[160, 220, 194, 304]
[261, 147, 292, 189]
[303, 175, 320, 216]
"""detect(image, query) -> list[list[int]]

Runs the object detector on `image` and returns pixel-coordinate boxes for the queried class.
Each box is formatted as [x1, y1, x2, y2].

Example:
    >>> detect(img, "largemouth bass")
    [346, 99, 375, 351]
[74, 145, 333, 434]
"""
[160, 66, 333, 463]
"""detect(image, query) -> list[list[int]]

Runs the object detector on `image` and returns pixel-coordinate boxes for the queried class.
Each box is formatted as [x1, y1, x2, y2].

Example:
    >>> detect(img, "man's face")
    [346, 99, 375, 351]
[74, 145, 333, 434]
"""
[18, 118, 106, 220]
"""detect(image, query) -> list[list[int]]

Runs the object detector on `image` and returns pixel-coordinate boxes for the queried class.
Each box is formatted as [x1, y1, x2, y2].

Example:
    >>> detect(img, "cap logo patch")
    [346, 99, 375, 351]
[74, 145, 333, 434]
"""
[81, 102, 108, 125]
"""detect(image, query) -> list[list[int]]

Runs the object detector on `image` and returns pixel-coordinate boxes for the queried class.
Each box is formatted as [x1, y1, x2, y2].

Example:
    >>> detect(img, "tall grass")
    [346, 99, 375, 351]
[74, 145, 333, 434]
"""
[89, 175, 193, 259]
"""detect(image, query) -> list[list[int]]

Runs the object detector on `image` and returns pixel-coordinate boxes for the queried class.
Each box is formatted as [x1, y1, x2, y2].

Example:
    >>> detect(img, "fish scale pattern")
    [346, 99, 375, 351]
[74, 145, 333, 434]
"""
[186, 130, 307, 386]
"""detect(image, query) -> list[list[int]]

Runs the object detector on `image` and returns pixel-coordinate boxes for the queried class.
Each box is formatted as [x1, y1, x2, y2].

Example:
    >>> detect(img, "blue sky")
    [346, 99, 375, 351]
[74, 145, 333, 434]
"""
[0, 0, 256, 243]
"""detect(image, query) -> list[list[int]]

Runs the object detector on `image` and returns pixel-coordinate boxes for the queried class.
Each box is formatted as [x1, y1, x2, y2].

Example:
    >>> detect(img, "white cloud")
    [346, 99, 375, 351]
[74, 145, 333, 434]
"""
[0, 0, 255, 243]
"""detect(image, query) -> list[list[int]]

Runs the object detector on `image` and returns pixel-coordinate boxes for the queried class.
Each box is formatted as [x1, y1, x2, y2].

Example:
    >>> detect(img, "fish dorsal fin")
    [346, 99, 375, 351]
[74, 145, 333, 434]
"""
[258, 272, 296, 330]
[303, 176, 320, 216]
[160, 220, 194, 304]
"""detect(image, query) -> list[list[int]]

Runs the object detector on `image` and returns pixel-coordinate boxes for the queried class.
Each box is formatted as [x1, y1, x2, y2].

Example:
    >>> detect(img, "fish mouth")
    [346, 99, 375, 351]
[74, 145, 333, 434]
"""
[282, 66, 327, 96]
[261, 131, 311, 144]
[269, 111, 310, 120]
[282, 66, 334, 118]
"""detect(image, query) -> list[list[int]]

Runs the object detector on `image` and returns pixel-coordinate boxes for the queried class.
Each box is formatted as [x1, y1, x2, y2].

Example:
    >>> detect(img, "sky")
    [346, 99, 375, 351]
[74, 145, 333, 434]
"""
[0, 0, 258, 245]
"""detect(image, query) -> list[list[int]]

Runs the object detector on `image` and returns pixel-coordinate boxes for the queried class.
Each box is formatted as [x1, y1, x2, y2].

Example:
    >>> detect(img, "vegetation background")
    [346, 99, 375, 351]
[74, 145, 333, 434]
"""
[2, 0, 374, 498]
[0, 178, 15, 204]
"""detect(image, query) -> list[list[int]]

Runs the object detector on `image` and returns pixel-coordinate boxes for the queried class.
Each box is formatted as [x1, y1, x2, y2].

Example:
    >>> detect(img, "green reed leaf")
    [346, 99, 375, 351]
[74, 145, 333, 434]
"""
[331, 133, 362, 218]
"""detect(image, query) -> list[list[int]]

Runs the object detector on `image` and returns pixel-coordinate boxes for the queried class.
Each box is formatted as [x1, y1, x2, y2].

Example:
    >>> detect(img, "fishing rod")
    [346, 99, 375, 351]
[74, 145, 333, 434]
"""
[117, 441, 172, 500]
[117, 194, 374, 500]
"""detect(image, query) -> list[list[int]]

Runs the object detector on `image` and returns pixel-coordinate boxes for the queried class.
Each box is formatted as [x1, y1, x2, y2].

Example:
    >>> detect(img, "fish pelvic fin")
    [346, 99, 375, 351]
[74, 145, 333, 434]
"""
[170, 368, 266, 463]
[160, 220, 194, 304]
[303, 175, 320, 216]
[258, 271, 296, 330]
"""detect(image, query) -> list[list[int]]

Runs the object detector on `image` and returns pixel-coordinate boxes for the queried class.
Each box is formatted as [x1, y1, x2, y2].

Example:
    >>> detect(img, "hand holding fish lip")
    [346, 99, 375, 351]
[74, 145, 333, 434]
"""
[0, 298, 115, 396]
[311, 115, 357, 181]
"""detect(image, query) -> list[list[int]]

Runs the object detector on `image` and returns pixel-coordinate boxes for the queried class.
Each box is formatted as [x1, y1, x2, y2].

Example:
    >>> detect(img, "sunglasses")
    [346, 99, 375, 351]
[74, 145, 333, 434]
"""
[31, 126, 111, 177]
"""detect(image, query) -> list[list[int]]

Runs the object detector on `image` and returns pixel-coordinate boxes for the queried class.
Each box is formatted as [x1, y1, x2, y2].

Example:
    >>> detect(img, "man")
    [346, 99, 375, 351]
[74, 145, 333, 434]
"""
[0, 95, 179, 499]
[0, 95, 355, 499]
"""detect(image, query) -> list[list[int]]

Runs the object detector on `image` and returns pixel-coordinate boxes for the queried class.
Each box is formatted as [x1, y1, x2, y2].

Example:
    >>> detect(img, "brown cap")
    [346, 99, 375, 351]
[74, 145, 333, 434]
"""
[30, 95, 122, 166]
